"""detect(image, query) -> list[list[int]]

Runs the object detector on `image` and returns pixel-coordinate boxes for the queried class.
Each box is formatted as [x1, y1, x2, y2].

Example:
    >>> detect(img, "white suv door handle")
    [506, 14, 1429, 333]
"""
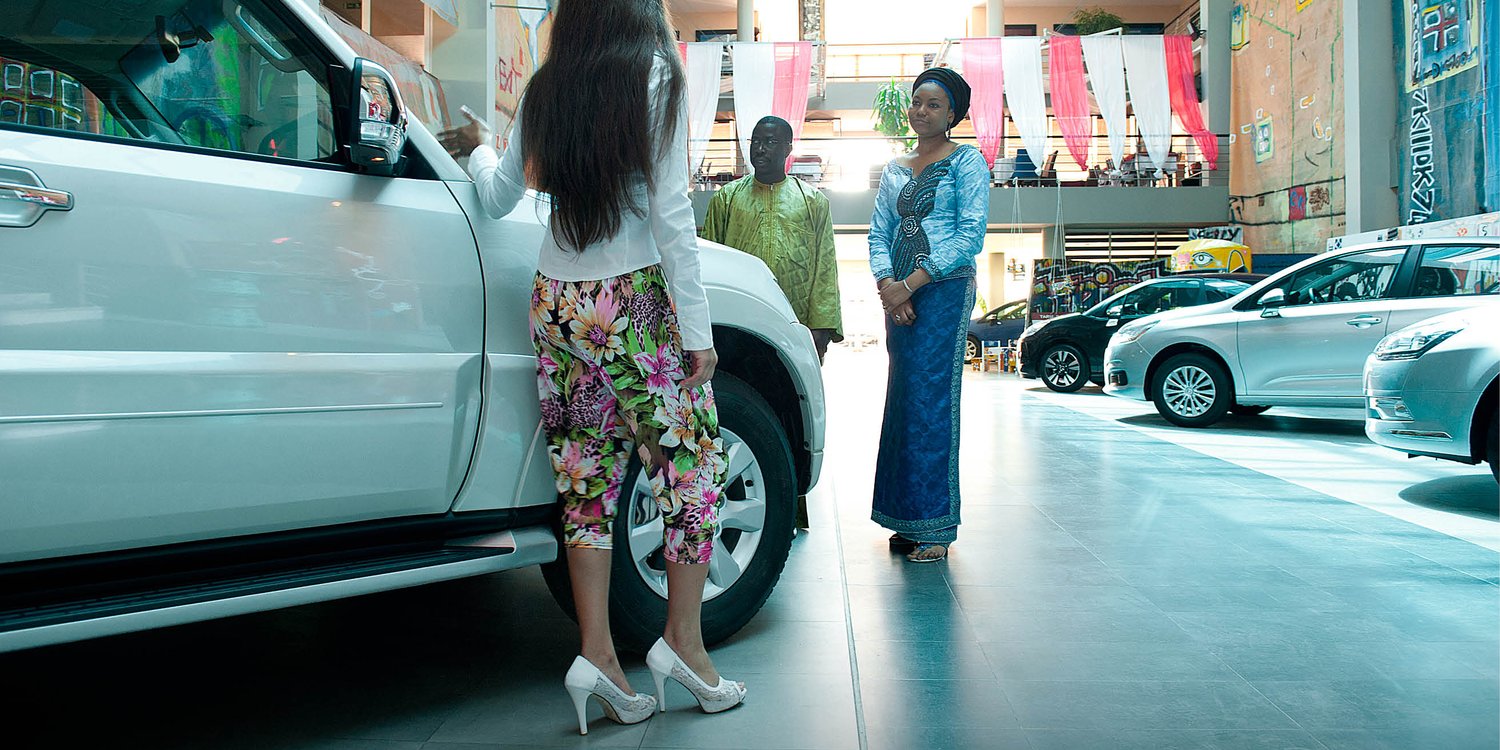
[1346, 315, 1382, 328]
[0, 180, 73, 211]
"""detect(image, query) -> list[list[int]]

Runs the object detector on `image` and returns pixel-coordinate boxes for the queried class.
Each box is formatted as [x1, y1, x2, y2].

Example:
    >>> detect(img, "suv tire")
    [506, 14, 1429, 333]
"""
[1041, 343, 1088, 393]
[541, 372, 796, 652]
[1151, 353, 1232, 427]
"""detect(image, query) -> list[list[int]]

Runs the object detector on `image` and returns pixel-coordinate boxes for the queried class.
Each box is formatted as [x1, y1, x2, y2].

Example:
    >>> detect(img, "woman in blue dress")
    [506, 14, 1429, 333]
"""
[868, 67, 991, 562]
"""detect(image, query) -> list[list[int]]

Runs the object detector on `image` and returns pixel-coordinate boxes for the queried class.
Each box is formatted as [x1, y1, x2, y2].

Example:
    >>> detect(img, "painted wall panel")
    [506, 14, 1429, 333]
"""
[1228, 0, 1346, 254]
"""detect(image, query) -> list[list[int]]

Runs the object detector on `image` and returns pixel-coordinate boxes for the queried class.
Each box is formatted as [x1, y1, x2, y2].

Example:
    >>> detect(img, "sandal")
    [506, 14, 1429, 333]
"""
[888, 533, 917, 553]
[906, 543, 948, 563]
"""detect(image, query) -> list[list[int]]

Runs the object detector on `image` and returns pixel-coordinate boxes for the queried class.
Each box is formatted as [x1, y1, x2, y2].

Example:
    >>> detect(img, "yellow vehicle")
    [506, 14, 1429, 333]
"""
[1171, 238, 1252, 273]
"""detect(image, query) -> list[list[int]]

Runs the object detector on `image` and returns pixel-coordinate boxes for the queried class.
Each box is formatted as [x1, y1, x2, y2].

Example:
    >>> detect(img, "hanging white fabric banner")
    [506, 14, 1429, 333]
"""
[1121, 35, 1173, 177]
[1080, 35, 1128, 170]
[1001, 37, 1050, 174]
[731, 43, 775, 167]
[685, 42, 724, 177]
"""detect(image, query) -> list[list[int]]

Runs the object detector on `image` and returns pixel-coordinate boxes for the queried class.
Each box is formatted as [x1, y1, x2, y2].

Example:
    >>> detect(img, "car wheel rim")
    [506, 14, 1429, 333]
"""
[965, 340, 977, 360]
[1044, 349, 1081, 387]
[626, 427, 767, 602]
[1162, 366, 1216, 418]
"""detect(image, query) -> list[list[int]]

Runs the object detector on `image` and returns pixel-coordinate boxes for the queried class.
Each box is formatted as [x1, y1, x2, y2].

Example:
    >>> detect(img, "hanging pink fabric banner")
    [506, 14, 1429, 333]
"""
[771, 41, 814, 170]
[1049, 35, 1093, 170]
[1164, 35, 1217, 170]
[961, 37, 1005, 167]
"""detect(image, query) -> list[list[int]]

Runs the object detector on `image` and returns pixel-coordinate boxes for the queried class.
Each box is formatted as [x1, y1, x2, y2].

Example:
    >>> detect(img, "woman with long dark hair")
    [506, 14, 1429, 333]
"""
[440, 0, 746, 734]
[867, 68, 990, 563]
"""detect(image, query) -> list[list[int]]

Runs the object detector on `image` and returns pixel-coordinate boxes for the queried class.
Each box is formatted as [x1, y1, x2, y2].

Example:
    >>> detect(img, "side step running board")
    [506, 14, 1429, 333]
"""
[0, 526, 557, 653]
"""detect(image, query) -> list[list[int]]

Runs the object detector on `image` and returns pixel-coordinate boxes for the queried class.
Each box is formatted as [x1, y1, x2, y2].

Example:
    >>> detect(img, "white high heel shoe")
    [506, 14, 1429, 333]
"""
[563, 655, 657, 735]
[646, 638, 747, 714]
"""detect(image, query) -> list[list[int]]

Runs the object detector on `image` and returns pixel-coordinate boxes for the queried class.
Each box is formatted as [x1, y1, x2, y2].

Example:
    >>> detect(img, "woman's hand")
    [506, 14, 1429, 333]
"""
[683, 347, 719, 389]
[879, 279, 912, 311]
[437, 109, 488, 159]
[889, 301, 917, 327]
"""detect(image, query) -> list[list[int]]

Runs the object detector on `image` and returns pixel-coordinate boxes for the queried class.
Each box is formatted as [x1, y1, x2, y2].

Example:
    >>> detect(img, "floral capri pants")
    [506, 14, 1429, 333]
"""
[531, 265, 726, 565]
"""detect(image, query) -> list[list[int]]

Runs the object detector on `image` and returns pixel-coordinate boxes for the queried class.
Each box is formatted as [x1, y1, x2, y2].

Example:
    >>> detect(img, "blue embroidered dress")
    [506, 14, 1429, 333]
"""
[867, 144, 990, 544]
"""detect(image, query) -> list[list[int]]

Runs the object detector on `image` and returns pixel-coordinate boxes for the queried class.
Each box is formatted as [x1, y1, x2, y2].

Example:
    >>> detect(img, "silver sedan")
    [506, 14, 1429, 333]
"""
[1365, 309, 1499, 481]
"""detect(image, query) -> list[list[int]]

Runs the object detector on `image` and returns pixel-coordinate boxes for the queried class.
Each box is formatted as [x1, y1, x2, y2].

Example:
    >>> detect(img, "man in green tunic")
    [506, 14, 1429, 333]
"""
[703, 116, 843, 361]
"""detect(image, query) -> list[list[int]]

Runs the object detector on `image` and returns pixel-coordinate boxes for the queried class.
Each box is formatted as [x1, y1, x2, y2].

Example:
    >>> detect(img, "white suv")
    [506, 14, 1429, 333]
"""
[0, 0, 824, 653]
[1103, 240, 1500, 427]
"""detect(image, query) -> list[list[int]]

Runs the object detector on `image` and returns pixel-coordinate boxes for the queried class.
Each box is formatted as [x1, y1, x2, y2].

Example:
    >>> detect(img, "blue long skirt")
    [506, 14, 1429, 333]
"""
[871, 275, 975, 544]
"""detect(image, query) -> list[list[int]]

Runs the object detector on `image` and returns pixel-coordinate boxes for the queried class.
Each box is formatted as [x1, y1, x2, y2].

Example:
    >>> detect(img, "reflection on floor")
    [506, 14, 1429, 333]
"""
[3, 349, 1496, 750]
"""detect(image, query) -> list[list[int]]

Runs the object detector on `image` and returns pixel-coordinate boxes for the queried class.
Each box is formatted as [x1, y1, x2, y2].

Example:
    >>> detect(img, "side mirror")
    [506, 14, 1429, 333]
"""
[1259, 288, 1287, 317]
[349, 58, 406, 176]
[1106, 305, 1124, 318]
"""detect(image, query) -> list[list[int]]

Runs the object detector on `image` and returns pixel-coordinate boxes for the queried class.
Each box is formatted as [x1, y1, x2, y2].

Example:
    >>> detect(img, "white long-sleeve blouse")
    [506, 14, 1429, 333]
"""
[466, 55, 712, 350]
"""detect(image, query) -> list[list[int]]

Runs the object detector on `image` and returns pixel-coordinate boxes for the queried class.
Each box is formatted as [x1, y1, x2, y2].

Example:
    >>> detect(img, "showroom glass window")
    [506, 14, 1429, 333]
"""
[1413, 245, 1500, 297]
[1267, 248, 1404, 306]
[1, 1, 334, 163]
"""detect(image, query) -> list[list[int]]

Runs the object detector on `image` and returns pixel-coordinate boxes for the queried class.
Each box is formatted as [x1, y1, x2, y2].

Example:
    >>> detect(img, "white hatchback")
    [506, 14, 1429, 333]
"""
[1104, 240, 1500, 427]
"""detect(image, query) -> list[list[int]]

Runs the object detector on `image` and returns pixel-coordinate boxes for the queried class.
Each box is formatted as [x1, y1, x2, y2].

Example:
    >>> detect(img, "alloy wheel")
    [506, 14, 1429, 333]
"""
[1043, 348, 1081, 388]
[625, 427, 767, 602]
[1162, 365, 1216, 418]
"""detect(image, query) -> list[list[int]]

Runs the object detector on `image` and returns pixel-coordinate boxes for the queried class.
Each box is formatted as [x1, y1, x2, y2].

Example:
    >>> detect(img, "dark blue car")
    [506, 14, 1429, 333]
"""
[966, 299, 1028, 361]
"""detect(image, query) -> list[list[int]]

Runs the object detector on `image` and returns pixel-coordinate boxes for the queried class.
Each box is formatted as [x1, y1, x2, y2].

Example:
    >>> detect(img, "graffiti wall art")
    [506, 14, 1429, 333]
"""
[496, 1, 554, 124]
[1229, 0, 1346, 254]
[1404, 0, 1480, 92]
[1028, 259, 1171, 321]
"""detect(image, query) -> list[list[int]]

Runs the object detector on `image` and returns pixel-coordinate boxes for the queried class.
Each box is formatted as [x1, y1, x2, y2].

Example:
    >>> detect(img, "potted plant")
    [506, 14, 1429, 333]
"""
[1071, 7, 1124, 35]
[870, 78, 912, 187]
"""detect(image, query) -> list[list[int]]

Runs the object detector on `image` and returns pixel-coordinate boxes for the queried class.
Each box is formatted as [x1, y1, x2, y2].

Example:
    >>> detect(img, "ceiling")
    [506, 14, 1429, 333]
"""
[668, 0, 736, 14]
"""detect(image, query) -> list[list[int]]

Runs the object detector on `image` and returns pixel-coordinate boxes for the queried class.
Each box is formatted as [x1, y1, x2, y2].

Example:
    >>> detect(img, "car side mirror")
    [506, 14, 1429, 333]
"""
[349, 58, 406, 176]
[1259, 288, 1287, 317]
[1106, 305, 1123, 318]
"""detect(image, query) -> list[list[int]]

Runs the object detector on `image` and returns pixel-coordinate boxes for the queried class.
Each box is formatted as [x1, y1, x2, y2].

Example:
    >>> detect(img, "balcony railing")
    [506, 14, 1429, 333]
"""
[691, 133, 1229, 192]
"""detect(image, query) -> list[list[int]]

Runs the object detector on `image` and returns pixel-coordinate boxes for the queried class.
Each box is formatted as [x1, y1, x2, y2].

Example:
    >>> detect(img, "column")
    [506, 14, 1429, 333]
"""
[738, 0, 754, 42]
[1041, 225, 1065, 259]
[1343, 0, 1399, 232]
[987, 0, 1003, 37]
[1200, 0, 1231, 139]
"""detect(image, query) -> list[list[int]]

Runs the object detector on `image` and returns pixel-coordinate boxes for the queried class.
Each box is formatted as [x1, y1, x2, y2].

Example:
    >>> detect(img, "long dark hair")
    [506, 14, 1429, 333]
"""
[521, 0, 685, 251]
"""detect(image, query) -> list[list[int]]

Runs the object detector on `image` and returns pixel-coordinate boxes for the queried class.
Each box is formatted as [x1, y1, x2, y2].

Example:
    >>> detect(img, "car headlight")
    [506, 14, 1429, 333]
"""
[1018, 320, 1048, 340]
[1112, 320, 1160, 346]
[1374, 319, 1466, 360]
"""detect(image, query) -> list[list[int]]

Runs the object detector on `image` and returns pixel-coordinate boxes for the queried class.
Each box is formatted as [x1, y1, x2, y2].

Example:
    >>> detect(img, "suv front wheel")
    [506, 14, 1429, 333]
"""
[1041, 344, 1089, 392]
[541, 372, 796, 652]
[1151, 353, 1233, 427]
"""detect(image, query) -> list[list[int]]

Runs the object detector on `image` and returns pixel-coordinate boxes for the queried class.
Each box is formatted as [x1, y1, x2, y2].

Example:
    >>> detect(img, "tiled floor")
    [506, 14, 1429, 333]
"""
[4, 350, 1497, 749]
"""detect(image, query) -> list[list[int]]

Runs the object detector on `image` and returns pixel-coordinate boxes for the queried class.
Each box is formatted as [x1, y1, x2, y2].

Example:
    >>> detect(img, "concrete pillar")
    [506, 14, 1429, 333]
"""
[1041, 225, 1066, 259]
[1200, 0, 1231, 137]
[1344, 0, 1399, 232]
[987, 0, 1003, 37]
[738, 0, 754, 42]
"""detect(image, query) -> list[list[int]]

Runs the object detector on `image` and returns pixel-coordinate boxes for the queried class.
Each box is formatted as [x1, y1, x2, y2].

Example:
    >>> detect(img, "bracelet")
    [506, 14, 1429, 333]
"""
[901, 279, 914, 293]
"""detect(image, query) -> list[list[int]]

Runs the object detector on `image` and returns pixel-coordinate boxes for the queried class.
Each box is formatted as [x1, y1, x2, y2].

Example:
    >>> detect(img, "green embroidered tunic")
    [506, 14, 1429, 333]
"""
[702, 176, 844, 341]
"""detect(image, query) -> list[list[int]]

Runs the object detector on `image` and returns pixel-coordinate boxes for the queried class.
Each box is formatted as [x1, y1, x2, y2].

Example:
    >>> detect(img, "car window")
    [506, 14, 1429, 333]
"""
[1259, 248, 1404, 307]
[1, 59, 132, 136]
[1413, 245, 1500, 297]
[999, 301, 1027, 320]
[1, 0, 335, 163]
[1118, 280, 1200, 317]
[1203, 279, 1251, 302]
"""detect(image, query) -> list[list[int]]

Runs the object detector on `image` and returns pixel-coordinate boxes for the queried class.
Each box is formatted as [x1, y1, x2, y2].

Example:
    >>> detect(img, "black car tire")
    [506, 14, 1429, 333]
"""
[1041, 343, 1089, 393]
[1150, 353, 1233, 428]
[1487, 410, 1497, 483]
[1230, 404, 1272, 416]
[541, 372, 796, 653]
[965, 336, 980, 362]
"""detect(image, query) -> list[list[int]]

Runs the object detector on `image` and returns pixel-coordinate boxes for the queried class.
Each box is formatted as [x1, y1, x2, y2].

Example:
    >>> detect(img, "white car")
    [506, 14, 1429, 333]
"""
[1104, 239, 1500, 427]
[1365, 310, 1498, 481]
[0, 0, 823, 653]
